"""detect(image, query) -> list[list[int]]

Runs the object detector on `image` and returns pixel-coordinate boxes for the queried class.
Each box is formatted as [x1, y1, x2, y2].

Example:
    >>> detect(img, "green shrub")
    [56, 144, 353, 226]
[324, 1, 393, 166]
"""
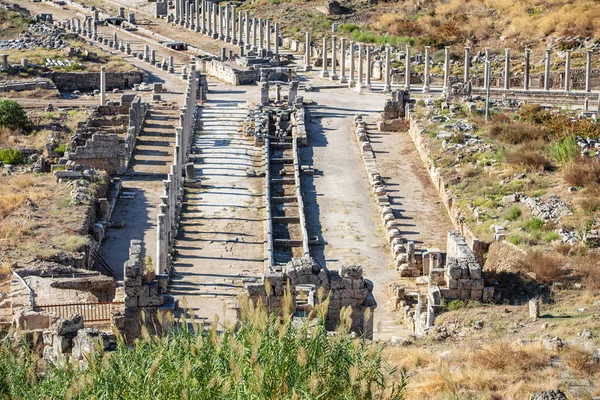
[544, 231, 561, 242]
[448, 299, 466, 311]
[0, 295, 407, 399]
[524, 217, 544, 232]
[508, 235, 521, 245]
[0, 100, 29, 130]
[54, 144, 66, 157]
[0, 148, 24, 165]
[505, 205, 522, 221]
[547, 137, 579, 166]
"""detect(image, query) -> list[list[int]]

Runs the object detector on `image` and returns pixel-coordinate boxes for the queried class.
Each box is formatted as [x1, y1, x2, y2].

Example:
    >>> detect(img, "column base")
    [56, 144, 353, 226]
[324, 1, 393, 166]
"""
[201, 28, 207, 34]
[348, 80, 355, 88]
[232, 39, 238, 45]
[329, 74, 339, 81]
[383, 84, 392, 92]
[225, 36, 231, 42]
[339, 76, 348, 84]
[304, 65, 312, 72]
[405, 85, 411, 92]
[212, 33, 219, 39]
[321, 70, 329, 78]
[218, 35, 225, 41]
[422, 85, 430, 94]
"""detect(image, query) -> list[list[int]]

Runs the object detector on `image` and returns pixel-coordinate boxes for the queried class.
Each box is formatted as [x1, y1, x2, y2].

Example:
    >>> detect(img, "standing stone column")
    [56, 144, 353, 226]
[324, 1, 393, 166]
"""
[190, 3, 195, 30]
[143, 44, 149, 63]
[464, 47, 470, 83]
[483, 47, 490, 89]
[99, 66, 106, 106]
[524, 48, 531, 91]
[321, 37, 329, 77]
[258, 18, 264, 51]
[405, 45, 411, 90]
[212, 4, 218, 39]
[1, 54, 8, 71]
[365, 45, 372, 90]
[266, 19, 271, 53]
[169, 56, 175, 73]
[156, 213, 166, 275]
[201, 0, 206, 33]
[443, 46, 450, 95]
[348, 41, 355, 88]
[383, 44, 391, 91]
[231, 7, 237, 44]
[274, 22, 279, 55]
[586, 50, 593, 92]
[423, 46, 430, 93]
[340, 38, 347, 84]
[175, 0, 180, 25]
[544, 49, 551, 91]
[150, 49, 156, 65]
[304, 31, 311, 70]
[252, 18, 257, 50]
[238, 11, 243, 46]
[224, 4, 230, 42]
[564, 50, 571, 92]
[504, 48, 510, 91]
[356, 43, 363, 91]
[330, 35, 338, 80]
[245, 12, 250, 48]
[184, 0, 189, 27]
[219, 6, 225, 40]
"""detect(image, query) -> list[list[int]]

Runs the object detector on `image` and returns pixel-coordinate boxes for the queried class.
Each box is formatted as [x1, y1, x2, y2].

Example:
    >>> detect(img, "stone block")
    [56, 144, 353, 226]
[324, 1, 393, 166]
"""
[470, 290, 483, 301]
[56, 314, 84, 336]
[471, 278, 484, 291]
[458, 289, 470, 300]
[440, 288, 459, 299]
[482, 287, 495, 302]
[469, 265, 482, 280]
[53, 334, 72, 354]
[429, 268, 446, 286]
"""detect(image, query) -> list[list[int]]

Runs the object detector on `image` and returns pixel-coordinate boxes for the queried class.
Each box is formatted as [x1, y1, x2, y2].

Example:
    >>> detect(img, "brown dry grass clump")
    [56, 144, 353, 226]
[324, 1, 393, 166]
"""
[561, 346, 599, 373]
[488, 122, 546, 145]
[563, 159, 600, 187]
[519, 251, 565, 283]
[0, 174, 51, 217]
[473, 342, 548, 371]
[506, 142, 552, 172]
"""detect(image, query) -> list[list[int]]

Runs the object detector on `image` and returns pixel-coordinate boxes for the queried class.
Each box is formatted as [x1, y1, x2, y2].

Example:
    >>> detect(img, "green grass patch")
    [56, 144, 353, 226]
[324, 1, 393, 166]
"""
[524, 217, 544, 232]
[505, 205, 522, 221]
[0, 148, 24, 165]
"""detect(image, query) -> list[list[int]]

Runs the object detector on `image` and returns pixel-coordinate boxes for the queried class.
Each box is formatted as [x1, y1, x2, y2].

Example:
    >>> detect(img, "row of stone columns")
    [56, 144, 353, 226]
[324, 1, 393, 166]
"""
[156, 66, 200, 276]
[304, 35, 597, 93]
[175, 1, 279, 56]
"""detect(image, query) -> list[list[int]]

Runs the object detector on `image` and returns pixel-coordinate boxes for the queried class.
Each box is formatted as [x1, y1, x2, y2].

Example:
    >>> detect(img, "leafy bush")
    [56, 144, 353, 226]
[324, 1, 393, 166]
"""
[0, 294, 407, 399]
[506, 146, 552, 172]
[524, 217, 544, 232]
[447, 299, 466, 311]
[0, 148, 24, 165]
[54, 144, 66, 157]
[488, 122, 545, 145]
[505, 205, 522, 221]
[520, 251, 564, 283]
[0, 100, 29, 130]
[544, 231, 561, 242]
[547, 137, 579, 166]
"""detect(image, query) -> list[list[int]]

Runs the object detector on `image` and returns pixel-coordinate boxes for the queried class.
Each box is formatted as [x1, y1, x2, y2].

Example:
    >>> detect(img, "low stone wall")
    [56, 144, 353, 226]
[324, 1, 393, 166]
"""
[196, 58, 258, 85]
[65, 96, 147, 174]
[0, 78, 57, 93]
[244, 258, 376, 338]
[44, 71, 144, 91]
[407, 115, 489, 263]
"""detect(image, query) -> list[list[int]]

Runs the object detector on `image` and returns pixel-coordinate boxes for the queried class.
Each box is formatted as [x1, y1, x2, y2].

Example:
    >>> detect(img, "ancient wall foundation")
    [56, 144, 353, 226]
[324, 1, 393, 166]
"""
[44, 71, 144, 91]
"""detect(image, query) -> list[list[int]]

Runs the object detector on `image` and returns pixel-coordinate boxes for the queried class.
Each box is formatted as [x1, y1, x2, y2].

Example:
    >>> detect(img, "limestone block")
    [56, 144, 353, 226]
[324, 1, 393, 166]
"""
[395, 253, 408, 264]
[468, 265, 482, 280]
[385, 220, 398, 230]
[440, 288, 459, 299]
[387, 228, 401, 240]
[482, 286, 495, 302]
[447, 277, 458, 290]
[53, 334, 72, 354]
[458, 289, 470, 299]
[72, 328, 110, 360]
[383, 213, 395, 223]
[328, 298, 341, 311]
[363, 293, 376, 307]
[470, 290, 483, 301]
[471, 278, 484, 291]
[381, 206, 394, 217]
[124, 295, 137, 308]
[429, 268, 446, 286]
[353, 288, 368, 300]
[340, 265, 362, 279]
[138, 294, 163, 307]
[43, 345, 58, 365]
[446, 264, 462, 280]
[43, 330, 54, 346]
[56, 315, 84, 336]
[457, 279, 472, 290]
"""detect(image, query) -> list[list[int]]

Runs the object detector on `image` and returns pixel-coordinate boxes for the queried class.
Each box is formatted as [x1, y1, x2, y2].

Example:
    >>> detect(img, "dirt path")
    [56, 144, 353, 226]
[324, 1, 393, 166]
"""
[370, 129, 454, 250]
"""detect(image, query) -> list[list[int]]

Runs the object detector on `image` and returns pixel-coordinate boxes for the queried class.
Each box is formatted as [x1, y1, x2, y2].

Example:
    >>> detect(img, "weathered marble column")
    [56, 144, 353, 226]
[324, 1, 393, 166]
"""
[245, 12, 250, 48]
[99, 66, 106, 106]
[443, 46, 450, 94]
[190, 3, 196, 30]
[544, 49, 551, 91]
[464, 47, 470, 83]
[321, 37, 329, 77]
[423, 46, 430, 93]
[212, 4, 218, 39]
[304, 31, 311, 70]
[238, 11, 243, 45]
[504, 48, 510, 91]
[330, 35, 338, 80]
[218, 5, 224, 40]
[348, 41, 355, 88]
[169, 56, 175, 73]
[143, 44, 149, 62]
[231, 7, 237, 44]
[2, 54, 10, 69]
[258, 18, 264, 51]
[274, 22, 279, 55]
[150, 49, 156, 65]
[483, 47, 490, 89]
[382, 44, 390, 91]
[175, 0, 180, 25]
[156, 213, 166, 275]
[564, 50, 571, 92]
[184, 0, 189, 27]
[405, 45, 411, 90]
[340, 38, 347, 83]
[200, 1, 206, 34]
[365, 45, 372, 90]
[252, 17, 257, 49]
[586, 50, 593, 92]
[524, 48, 531, 91]
[266, 19, 271, 53]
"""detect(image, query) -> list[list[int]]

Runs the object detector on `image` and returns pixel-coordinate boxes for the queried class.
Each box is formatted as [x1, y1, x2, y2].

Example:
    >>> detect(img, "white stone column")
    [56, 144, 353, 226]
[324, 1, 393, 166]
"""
[238, 11, 243, 45]
[156, 213, 166, 275]
[175, 0, 180, 25]
[321, 37, 329, 77]
[504, 48, 510, 91]
[258, 18, 264, 51]
[330, 35, 338, 80]
[564, 50, 571, 92]
[212, 4, 218, 39]
[304, 31, 311, 70]
[99, 66, 106, 106]
[189, 3, 195, 30]
[245, 12, 250, 48]
[524, 48, 530, 91]
[405, 45, 411, 90]
[586, 50, 593, 92]
[266, 19, 271, 53]
[356, 43, 363, 91]
[218, 5, 224, 40]
[348, 41, 355, 88]
[423, 46, 430, 93]
[225, 4, 231, 42]
[252, 17, 257, 49]
[464, 47, 470, 83]
[483, 47, 490, 89]
[544, 49, 551, 91]
[231, 7, 237, 44]
[274, 22, 279, 55]
[340, 38, 347, 83]
[365, 45, 372, 90]
[443, 46, 450, 95]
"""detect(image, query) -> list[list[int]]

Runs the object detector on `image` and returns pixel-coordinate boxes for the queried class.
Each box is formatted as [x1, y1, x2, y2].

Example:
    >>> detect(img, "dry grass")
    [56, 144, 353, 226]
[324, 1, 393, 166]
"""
[506, 143, 552, 172]
[563, 159, 600, 187]
[473, 342, 548, 371]
[0, 174, 50, 217]
[51, 234, 88, 252]
[561, 346, 599, 373]
[519, 251, 565, 283]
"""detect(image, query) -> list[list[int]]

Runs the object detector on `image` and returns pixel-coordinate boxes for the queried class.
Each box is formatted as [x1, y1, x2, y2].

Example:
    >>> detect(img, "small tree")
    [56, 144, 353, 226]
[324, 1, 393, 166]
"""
[0, 100, 29, 130]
